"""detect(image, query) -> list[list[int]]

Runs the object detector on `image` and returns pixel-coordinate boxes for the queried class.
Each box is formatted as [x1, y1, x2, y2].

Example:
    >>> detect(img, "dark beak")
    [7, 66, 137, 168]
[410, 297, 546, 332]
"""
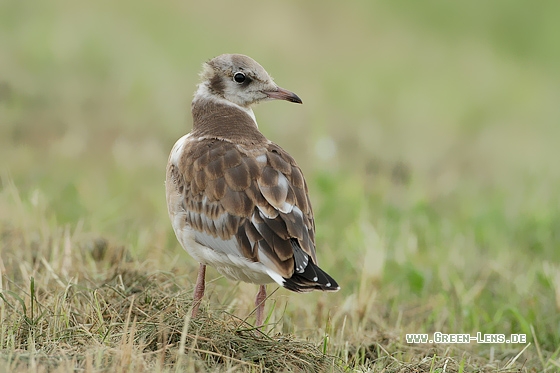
[263, 86, 303, 104]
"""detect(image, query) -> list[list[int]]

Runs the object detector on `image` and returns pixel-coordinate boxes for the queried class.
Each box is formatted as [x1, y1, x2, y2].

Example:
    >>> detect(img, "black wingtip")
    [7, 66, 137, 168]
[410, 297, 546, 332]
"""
[282, 261, 340, 293]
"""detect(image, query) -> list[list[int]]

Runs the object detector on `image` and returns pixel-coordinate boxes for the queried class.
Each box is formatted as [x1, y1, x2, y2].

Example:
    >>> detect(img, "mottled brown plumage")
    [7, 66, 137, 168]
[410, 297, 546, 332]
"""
[166, 54, 339, 326]
[168, 136, 316, 277]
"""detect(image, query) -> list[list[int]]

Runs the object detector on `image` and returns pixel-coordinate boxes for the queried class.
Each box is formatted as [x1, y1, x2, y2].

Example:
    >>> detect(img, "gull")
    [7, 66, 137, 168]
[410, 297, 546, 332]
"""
[166, 54, 339, 327]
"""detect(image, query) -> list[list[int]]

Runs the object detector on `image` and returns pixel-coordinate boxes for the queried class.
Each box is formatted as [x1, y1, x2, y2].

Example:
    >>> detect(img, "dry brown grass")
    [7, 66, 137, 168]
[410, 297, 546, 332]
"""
[0, 219, 537, 372]
[0, 225, 343, 372]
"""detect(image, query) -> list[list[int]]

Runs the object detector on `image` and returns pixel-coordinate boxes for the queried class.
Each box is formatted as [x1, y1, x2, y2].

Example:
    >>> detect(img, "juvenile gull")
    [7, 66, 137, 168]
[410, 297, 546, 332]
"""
[166, 54, 339, 327]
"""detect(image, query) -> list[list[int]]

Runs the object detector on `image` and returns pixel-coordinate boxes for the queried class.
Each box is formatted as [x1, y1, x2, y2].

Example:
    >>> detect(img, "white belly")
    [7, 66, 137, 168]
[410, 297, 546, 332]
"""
[170, 210, 274, 285]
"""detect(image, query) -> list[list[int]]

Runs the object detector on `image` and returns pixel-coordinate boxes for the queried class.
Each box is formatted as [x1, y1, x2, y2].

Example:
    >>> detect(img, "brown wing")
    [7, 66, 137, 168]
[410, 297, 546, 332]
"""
[167, 137, 316, 279]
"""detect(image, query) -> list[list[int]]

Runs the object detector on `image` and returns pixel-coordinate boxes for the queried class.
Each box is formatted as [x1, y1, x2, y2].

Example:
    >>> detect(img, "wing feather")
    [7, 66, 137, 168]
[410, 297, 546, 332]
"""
[167, 137, 335, 290]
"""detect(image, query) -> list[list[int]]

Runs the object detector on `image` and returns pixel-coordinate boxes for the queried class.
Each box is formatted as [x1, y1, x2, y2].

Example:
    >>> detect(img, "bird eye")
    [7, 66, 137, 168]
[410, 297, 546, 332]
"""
[233, 72, 246, 83]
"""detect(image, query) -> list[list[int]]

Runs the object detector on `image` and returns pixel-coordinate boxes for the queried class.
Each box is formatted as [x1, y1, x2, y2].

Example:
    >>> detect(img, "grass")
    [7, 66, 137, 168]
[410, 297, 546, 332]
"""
[1, 0, 560, 371]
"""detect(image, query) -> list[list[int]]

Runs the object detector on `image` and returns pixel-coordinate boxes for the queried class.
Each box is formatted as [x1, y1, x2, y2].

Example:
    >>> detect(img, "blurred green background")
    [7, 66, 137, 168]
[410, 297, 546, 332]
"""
[1, 0, 560, 353]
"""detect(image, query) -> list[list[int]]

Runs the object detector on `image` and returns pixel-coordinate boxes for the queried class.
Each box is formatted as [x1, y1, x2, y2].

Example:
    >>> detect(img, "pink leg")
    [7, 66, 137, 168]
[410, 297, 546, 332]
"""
[255, 285, 267, 327]
[191, 264, 206, 318]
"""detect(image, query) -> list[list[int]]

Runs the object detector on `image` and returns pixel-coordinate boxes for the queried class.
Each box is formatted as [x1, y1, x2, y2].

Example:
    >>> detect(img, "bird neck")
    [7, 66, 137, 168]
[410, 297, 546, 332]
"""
[191, 89, 267, 145]
[193, 83, 258, 124]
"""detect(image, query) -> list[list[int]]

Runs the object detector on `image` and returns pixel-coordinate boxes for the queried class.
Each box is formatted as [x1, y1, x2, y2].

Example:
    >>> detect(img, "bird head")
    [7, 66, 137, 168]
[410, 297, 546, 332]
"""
[199, 54, 302, 107]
